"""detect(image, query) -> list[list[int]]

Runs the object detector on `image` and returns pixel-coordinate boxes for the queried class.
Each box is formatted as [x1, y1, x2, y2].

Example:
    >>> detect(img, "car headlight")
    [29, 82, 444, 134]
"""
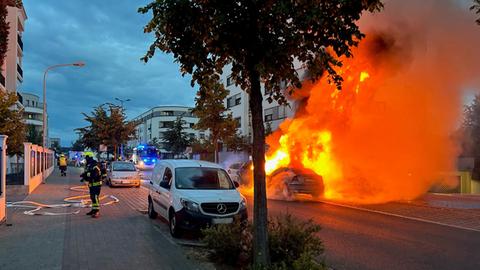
[180, 198, 200, 213]
[240, 197, 247, 210]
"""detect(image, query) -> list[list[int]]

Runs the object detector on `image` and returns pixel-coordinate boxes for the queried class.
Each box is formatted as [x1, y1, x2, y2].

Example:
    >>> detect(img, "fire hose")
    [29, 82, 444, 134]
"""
[6, 184, 119, 216]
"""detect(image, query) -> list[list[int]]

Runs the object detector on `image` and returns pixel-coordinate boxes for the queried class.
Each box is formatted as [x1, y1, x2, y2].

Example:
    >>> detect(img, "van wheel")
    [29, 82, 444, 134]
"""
[148, 198, 157, 219]
[169, 211, 181, 238]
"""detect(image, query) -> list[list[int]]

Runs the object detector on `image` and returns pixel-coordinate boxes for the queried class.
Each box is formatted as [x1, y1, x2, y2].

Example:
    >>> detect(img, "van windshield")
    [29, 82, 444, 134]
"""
[175, 167, 234, 190]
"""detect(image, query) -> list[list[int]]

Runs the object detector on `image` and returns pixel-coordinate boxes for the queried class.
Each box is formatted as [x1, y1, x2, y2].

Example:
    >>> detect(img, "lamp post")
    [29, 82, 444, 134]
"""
[42, 61, 85, 183]
[115, 97, 131, 160]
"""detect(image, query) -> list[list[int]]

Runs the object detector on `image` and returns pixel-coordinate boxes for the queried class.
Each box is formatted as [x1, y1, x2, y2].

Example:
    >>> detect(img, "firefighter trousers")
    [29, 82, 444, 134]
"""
[89, 186, 101, 212]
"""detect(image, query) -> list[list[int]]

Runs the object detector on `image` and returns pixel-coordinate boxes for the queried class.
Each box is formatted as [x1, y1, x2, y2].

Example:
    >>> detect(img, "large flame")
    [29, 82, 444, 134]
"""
[241, 0, 480, 204]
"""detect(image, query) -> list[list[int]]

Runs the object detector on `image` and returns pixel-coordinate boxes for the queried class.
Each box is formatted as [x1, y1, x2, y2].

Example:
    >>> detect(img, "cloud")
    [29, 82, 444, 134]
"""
[21, 0, 197, 146]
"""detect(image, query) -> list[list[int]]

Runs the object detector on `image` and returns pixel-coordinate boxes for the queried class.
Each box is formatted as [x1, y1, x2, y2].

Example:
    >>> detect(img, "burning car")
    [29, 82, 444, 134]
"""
[239, 161, 324, 200]
[267, 167, 324, 200]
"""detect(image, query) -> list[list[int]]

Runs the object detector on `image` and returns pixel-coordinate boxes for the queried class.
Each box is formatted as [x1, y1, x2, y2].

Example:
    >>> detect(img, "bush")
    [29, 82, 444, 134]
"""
[202, 221, 252, 266]
[202, 214, 325, 269]
[268, 214, 324, 269]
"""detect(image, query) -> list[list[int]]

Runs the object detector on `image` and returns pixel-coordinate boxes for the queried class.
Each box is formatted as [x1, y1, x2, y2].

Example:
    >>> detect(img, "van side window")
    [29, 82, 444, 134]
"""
[161, 167, 173, 189]
[153, 166, 165, 185]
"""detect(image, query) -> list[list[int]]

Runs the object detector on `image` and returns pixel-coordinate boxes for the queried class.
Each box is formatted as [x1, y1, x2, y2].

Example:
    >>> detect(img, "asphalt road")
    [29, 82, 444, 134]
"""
[249, 198, 480, 270]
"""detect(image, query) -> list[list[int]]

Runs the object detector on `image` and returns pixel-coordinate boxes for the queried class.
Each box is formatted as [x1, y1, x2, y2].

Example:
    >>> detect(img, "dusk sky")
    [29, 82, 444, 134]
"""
[21, 0, 197, 146]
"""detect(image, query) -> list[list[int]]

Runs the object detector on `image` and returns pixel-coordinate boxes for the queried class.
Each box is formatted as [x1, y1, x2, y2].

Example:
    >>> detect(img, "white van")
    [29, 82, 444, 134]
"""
[147, 160, 248, 237]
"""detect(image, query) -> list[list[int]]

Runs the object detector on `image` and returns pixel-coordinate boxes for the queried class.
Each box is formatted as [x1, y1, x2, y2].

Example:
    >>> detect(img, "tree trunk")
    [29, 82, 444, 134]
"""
[114, 145, 117, 161]
[248, 61, 270, 266]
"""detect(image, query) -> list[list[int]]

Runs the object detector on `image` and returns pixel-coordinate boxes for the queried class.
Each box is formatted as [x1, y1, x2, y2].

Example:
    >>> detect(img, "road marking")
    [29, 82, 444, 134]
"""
[318, 199, 480, 233]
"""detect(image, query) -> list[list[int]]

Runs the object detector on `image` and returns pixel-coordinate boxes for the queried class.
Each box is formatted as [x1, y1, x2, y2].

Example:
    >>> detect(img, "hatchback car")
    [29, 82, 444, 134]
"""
[106, 161, 141, 187]
[147, 160, 248, 238]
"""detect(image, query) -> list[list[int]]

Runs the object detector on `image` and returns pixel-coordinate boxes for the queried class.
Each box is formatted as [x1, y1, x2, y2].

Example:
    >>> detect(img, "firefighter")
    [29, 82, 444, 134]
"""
[81, 156, 102, 218]
[58, 154, 68, 176]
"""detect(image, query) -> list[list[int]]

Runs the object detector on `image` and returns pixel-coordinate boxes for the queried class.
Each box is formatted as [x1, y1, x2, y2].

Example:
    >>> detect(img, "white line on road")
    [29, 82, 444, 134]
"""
[318, 199, 480, 233]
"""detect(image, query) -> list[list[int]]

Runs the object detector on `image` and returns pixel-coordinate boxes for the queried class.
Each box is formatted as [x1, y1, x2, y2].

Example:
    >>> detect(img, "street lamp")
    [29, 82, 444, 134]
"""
[115, 97, 131, 159]
[42, 61, 85, 183]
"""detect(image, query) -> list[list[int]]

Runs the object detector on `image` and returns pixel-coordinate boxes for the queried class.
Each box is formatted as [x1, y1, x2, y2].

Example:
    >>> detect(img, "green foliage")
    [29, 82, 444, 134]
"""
[76, 104, 137, 157]
[25, 125, 42, 145]
[268, 214, 323, 269]
[202, 214, 324, 269]
[192, 76, 238, 161]
[472, 0, 480, 25]
[51, 141, 60, 153]
[202, 221, 251, 266]
[162, 116, 190, 155]
[225, 133, 252, 153]
[0, 91, 25, 156]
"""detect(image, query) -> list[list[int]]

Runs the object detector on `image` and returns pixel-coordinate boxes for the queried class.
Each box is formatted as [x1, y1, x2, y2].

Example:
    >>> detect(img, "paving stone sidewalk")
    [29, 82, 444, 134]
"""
[0, 167, 211, 270]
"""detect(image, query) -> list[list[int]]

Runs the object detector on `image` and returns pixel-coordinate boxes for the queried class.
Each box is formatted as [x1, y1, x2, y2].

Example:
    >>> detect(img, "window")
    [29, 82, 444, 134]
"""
[160, 121, 174, 128]
[160, 111, 174, 116]
[112, 162, 136, 171]
[234, 117, 241, 128]
[189, 123, 195, 128]
[264, 105, 287, 122]
[227, 93, 241, 108]
[199, 133, 205, 139]
[226, 75, 233, 86]
[161, 167, 173, 189]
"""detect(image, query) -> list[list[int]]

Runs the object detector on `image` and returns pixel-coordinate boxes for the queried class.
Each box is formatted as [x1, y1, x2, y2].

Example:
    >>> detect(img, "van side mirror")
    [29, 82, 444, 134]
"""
[234, 181, 240, 188]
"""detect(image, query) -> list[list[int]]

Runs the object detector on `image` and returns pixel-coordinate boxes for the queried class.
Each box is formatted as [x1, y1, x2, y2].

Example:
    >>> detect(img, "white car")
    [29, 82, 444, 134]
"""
[107, 161, 141, 187]
[225, 162, 246, 184]
[147, 159, 248, 238]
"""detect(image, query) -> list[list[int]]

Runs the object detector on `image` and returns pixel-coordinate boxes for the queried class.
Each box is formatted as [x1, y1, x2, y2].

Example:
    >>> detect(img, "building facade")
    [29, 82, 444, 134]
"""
[221, 67, 299, 139]
[20, 92, 44, 133]
[128, 105, 204, 151]
[1, 2, 26, 94]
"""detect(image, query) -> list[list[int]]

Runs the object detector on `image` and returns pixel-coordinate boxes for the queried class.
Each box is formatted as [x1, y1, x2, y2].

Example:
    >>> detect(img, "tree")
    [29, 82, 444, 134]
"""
[76, 104, 137, 159]
[139, 1, 383, 266]
[71, 137, 84, 151]
[51, 141, 60, 153]
[463, 94, 480, 179]
[472, 0, 480, 25]
[162, 116, 190, 156]
[192, 77, 238, 163]
[25, 125, 42, 145]
[0, 90, 25, 156]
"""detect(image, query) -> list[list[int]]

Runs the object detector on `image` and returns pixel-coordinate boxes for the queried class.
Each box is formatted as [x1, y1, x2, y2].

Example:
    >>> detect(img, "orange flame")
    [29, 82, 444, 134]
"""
[263, 32, 461, 204]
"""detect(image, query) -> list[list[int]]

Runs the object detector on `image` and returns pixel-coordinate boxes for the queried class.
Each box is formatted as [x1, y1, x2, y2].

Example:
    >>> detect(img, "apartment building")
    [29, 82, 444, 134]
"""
[128, 105, 204, 151]
[20, 92, 44, 131]
[1, 2, 26, 94]
[221, 68, 299, 139]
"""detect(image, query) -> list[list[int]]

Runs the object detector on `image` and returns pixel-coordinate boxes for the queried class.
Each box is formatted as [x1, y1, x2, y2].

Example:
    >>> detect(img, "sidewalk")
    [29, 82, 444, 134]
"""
[0, 168, 209, 270]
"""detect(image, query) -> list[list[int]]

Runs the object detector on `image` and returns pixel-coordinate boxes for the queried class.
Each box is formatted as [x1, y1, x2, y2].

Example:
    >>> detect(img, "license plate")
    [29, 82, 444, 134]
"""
[212, 218, 233, 224]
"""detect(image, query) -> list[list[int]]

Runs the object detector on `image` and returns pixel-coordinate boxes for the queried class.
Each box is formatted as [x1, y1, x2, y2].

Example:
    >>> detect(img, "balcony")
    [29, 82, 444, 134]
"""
[17, 34, 23, 50]
[17, 64, 23, 78]
[0, 72, 4, 87]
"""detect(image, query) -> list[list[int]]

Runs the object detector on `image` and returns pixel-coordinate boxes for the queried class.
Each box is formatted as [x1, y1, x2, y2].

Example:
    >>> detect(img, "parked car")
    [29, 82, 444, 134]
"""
[225, 162, 247, 184]
[147, 159, 248, 238]
[106, 161, 141, 187]
[268, 167, 324, 199]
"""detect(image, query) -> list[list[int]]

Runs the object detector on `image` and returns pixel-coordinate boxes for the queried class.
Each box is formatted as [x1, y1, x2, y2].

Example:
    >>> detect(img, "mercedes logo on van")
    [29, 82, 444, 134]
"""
[217, 203, 227, 214]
